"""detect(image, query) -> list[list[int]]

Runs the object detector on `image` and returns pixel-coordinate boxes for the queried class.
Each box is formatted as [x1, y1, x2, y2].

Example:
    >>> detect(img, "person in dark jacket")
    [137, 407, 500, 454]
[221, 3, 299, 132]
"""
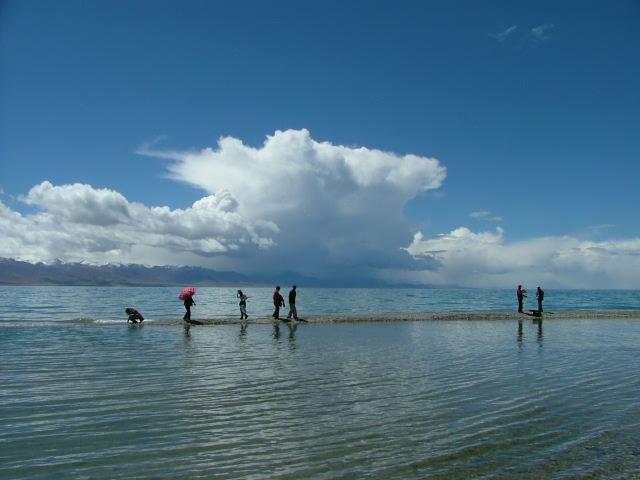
[126, 307, 144, 323]
[237, 289, 249, 320]
[183, 296, 196, 322]
[536, 286, 545, 312]
[286, 285, 299, 320]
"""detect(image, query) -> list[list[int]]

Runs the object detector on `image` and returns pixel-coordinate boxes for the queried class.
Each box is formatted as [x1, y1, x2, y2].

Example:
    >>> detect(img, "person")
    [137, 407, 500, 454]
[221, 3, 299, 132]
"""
[273, 286, 285, 320]
[237, 289, 249, 320]
[125, 307, 144, 323]
[286, 285, 299, 320]
[183, 295, 196, 322]
[536, 286, 545, 312]
[517, 285, 527, 313]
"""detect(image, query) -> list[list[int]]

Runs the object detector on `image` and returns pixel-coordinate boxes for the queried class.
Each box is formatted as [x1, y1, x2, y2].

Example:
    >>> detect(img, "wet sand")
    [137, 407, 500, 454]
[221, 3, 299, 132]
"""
[167, 310, 640, 325]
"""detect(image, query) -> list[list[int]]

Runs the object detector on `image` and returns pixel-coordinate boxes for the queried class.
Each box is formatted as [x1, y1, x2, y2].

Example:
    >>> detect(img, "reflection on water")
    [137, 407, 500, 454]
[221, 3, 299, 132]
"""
[183, 322, 192, 339]
[517, 317, 544, 346]
[272, 321, 298, 349]
[536, 317, 544, 345]
[239, 322, 248, 339]
[2, 319, 640, 480]
[518, 319, 524, 342]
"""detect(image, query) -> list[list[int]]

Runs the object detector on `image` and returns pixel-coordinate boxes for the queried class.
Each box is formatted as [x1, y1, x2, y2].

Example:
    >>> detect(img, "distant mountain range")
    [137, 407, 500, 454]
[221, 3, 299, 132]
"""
[0, 258, 322, 287]
[0, 258, 395, 287]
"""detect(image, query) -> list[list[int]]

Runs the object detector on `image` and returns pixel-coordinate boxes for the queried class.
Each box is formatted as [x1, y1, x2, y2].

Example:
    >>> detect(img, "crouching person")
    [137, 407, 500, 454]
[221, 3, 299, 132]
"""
[125, 307, 144, 323]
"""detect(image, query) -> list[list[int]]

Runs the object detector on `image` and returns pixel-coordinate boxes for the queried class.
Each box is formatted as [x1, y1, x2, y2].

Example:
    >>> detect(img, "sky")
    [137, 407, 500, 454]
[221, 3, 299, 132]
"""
[1, 0, 640, 289]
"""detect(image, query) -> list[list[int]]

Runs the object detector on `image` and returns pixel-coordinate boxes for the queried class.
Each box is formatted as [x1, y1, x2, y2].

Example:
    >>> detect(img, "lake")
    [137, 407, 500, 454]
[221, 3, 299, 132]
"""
[1, 287, 640, 479]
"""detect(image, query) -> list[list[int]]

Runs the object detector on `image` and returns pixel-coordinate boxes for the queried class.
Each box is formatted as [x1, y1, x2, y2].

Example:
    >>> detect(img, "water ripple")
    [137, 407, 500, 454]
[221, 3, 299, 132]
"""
[2, 320, 640, 479]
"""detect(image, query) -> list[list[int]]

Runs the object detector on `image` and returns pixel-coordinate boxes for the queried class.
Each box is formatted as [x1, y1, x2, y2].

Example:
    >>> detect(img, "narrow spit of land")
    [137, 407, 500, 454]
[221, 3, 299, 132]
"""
[155, 310, 640, 325]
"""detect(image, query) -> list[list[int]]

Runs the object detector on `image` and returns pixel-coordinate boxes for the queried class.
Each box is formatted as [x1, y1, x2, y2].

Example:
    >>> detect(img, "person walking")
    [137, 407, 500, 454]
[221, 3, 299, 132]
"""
[237, 289, 249, 319]
[273, 286, 285, 320]
[183, 295, 196, 322]
[536, 286, 544, 312]
[286, 285, 299, 320]
[517, 285, 527, 313]
[179, 287, 200, 325]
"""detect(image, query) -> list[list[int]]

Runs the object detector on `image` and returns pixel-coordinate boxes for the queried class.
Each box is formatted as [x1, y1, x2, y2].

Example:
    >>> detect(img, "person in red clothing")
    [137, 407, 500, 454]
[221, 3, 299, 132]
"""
[272, 286, 285, 320]
[516, 285, 527, 313]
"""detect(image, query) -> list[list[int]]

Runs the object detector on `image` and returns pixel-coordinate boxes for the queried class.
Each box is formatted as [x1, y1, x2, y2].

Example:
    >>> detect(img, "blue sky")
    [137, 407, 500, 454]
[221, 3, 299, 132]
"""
[1, 0, 639, 288]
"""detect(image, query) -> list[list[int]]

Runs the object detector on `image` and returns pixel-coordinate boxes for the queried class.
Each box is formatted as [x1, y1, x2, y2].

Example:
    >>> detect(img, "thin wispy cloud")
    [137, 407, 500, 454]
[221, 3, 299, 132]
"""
[490, 23, 555, 43]
[589, 224, 616, 232]
[530, 23, 555, 41]
[470, 211, 503, 222]
[489, 25, 518, 42]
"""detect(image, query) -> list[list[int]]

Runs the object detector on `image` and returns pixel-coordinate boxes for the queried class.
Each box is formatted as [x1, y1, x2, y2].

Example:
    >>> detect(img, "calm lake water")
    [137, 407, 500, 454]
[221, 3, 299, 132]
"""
[1, 287, 640, 479]
[2, 286, 640, 324]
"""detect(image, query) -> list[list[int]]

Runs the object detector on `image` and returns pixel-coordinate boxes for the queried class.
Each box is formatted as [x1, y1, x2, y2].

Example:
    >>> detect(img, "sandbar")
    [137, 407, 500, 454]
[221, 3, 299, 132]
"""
[163, 310, 640, 325]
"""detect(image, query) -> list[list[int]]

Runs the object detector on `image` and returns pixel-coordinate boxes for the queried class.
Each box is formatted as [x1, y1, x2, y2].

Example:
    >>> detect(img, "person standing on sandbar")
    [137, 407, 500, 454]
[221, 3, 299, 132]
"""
[273, 286, 285, 320]
[287, 285, 299, 321]
[517, 285, 527, 313]
[237, 289, 249, 320]
[536, 286, 544, 312]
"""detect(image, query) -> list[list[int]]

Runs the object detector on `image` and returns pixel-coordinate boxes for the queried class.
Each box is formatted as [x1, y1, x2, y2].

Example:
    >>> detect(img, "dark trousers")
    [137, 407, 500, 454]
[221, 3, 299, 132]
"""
[273, 303, 280, 318]
[518, 298, 523, 313]
[128, 313, 144, 323]
[184, 305, 191, 321]
[537, 299, 543, 312]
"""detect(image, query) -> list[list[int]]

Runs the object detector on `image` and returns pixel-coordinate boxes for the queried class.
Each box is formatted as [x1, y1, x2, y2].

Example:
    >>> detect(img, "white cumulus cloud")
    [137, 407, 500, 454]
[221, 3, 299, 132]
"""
[139, 128, 447, 278]
[9, 129, 636, 289]
[388, 226, 640, 289]
[0, 181, 275, 266]
[2, 130, 447, 281]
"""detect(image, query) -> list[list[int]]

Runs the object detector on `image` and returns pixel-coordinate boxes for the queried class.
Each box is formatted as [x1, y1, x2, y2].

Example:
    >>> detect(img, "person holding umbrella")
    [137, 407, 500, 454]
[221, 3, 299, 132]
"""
[179, 287, 197, 323]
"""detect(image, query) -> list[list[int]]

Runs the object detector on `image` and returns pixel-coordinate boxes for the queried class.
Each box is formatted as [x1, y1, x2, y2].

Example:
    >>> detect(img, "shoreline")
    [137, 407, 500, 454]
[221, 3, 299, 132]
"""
[163, 310, 640, 325]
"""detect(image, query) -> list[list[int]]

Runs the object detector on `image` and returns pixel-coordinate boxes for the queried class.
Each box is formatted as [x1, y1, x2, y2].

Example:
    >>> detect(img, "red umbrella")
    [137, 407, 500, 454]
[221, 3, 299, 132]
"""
[178, 286, 197, 300]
